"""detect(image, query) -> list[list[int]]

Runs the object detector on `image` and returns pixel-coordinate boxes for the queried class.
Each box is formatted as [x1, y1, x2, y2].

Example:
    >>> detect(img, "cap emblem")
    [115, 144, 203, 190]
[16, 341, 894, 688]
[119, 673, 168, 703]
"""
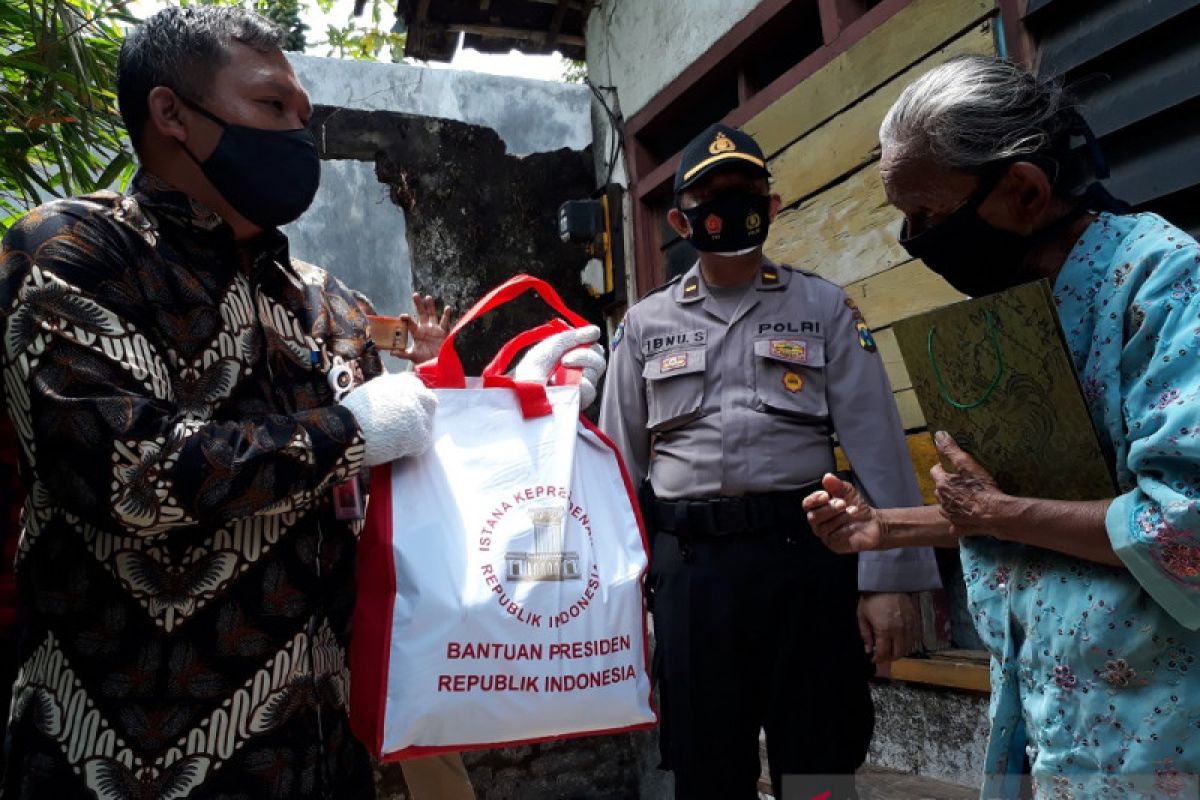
[709, 131, 737, 155]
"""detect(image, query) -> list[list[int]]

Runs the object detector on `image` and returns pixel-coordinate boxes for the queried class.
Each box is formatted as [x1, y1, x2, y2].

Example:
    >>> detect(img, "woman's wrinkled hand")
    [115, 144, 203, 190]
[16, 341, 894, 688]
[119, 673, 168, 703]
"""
[803, 473, 885, 554]
[930, 431, 1011, 536]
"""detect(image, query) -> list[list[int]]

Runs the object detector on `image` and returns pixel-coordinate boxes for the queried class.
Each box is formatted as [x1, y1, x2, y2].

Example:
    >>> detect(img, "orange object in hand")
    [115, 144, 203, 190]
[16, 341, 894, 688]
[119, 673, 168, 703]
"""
[367, 315, 411, 354]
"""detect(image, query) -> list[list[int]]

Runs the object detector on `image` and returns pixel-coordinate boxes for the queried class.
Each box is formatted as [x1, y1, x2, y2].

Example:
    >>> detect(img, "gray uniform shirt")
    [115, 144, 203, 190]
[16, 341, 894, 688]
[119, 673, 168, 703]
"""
[599, 260, 941, 592]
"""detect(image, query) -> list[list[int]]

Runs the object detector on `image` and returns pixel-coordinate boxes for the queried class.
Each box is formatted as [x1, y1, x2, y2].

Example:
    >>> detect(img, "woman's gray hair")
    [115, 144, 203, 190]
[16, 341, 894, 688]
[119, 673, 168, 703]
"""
[880, 55, 1083, 179]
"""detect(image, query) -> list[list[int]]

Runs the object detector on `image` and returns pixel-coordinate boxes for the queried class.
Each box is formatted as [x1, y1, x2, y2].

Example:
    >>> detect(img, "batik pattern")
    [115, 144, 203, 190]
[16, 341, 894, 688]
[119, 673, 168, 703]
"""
[0, 172, 381, 798]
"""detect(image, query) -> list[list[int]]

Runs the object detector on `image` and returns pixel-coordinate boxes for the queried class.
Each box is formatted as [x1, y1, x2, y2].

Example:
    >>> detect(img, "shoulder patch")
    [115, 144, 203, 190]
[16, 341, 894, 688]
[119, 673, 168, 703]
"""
[857, 324, 877, 352]
[611, 317, 626, 350]
[844, 298, 877, 352]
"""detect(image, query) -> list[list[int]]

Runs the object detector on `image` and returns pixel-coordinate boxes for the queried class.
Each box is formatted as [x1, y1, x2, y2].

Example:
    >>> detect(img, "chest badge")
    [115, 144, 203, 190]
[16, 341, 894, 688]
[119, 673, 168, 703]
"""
[661, 353, 689, 373]
[769, 339, 807, 363]
[783, 370, 804, 393]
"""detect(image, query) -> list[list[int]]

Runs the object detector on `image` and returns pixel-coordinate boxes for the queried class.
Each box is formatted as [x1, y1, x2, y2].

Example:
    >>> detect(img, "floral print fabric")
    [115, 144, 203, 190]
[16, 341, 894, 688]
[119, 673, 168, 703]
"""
[966, 212, 1200, 799]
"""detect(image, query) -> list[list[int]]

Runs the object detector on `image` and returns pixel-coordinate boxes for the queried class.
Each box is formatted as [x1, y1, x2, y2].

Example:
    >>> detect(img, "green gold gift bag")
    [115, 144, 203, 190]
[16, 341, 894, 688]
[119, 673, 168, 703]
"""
[893, 280, 1116, 501]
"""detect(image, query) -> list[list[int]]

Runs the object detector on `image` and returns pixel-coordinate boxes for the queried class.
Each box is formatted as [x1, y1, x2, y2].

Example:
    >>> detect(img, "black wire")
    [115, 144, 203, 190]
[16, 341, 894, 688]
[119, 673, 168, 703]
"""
[584, 75, 624, 187]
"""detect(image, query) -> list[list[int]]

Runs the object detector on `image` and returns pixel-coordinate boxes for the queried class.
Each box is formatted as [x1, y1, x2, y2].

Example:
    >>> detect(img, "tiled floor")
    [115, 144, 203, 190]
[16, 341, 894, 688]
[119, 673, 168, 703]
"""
[758, 767, 979, 799]
[856, 767, 979, 799]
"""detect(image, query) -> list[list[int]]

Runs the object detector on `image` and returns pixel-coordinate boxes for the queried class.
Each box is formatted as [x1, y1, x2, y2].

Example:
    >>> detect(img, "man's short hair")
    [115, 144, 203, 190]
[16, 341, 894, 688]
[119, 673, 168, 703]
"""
[117, 6, 285, 150]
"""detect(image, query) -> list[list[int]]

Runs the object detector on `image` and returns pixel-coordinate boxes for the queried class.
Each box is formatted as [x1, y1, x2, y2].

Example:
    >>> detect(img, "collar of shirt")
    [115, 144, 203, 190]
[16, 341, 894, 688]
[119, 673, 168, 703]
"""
[674, 258, 791, 304]
[131, 170, 227, 232]
[129, 170, 298, 279]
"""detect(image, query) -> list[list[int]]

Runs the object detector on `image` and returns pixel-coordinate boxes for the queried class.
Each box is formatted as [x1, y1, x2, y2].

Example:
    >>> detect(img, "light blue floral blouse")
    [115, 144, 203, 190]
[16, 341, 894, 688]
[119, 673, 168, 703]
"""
[964, 212, 1200, 799]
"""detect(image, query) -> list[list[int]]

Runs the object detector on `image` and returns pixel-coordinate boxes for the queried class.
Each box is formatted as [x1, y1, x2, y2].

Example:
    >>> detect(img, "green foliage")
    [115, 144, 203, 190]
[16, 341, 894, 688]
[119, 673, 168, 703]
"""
[0, 0, 405, 230]
[179, 0, 407, 62]
[176, 0, 309, 51]
[316, 0, 406, 63]
[256, 0, 307, 51]
[0, 0, 137, 229]
[561, 56, 586, 84]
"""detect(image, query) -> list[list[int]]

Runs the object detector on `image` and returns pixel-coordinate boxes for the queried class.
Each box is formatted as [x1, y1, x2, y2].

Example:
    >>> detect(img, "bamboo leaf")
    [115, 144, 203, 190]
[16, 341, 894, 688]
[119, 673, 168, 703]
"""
[92, 149, 129, 190]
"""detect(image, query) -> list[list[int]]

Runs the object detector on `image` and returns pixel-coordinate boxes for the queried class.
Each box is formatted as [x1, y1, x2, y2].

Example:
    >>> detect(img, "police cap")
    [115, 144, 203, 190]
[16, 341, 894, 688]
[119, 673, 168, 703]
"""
[674, 123, 771, 195]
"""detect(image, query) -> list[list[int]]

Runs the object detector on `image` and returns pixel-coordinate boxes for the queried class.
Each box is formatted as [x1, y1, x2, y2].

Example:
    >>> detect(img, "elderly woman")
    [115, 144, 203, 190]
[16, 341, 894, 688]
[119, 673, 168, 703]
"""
[804, 55, 1200, 798]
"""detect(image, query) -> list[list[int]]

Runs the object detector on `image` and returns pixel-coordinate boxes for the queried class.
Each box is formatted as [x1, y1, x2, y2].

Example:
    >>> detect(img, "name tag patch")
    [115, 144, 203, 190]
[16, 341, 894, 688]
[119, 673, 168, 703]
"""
[769, 339, 808, 364]
[643, 330, 707, 355]
[661, 353, 689, 373]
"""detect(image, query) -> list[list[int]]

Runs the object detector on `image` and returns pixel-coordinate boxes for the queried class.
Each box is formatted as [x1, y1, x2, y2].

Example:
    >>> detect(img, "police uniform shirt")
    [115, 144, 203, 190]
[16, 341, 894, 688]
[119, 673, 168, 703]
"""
[599, 260, 941, 592]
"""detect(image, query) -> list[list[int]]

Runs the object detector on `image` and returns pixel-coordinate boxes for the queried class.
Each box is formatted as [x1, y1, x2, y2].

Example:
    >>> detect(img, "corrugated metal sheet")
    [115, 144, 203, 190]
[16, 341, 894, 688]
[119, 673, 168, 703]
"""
[1027, 0, 1200, 237]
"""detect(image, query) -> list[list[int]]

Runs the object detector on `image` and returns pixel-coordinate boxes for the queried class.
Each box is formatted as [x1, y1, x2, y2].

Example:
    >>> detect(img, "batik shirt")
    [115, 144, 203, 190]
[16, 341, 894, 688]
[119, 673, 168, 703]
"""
[965, 212, 1200, 799]
[0, 172, 380, 799]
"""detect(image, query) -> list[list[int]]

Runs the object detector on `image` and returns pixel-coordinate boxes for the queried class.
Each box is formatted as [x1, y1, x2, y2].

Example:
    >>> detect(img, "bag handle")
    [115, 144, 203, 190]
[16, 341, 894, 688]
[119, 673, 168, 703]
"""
[481, 319, 572, 378]
[416, 275, 589, 418]
[927, 310, 1005, 410]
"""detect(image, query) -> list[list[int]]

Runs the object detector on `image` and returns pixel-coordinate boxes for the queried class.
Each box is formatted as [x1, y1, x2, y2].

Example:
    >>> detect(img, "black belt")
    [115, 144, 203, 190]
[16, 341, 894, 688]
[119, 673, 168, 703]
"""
[651, 471, 852, 539]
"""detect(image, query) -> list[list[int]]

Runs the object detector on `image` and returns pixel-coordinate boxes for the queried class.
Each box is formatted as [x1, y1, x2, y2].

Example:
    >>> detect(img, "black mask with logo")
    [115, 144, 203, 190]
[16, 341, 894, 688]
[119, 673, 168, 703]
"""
[178, 95, 321, 229]
[680, 191, 771, 254]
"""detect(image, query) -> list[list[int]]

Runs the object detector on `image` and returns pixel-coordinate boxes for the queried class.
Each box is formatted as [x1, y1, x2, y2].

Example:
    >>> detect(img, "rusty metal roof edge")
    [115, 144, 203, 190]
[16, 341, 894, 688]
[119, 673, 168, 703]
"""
[395, 0, 591, 62]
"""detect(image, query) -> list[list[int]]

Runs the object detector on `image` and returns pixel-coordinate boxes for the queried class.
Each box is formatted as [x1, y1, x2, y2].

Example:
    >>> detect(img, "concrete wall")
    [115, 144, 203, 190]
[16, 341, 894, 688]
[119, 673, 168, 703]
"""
[287, 54, 592, 156]
[869, 682, 989, 788]
[582, 1, 761, 312]
[288, 158, 415, 322]
[281, 55, 591, 319]
[584, 0, 761, 118]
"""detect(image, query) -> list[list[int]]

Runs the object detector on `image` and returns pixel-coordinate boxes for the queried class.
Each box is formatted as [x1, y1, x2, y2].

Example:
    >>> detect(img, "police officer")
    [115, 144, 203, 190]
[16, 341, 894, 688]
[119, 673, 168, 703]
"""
[599, 124, 941, 799]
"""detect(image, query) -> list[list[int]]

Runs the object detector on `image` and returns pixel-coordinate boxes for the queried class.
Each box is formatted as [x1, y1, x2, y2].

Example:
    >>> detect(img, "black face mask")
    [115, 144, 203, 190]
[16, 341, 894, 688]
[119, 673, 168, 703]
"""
[179, 95, 321, 229]
[680, 191, 771, 254]
[898, 163, 1092, 297]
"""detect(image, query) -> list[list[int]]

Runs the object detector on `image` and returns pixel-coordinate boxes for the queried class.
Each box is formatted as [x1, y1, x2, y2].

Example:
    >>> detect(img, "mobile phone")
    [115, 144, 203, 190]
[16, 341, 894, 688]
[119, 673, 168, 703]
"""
[367, 315, 411, 353]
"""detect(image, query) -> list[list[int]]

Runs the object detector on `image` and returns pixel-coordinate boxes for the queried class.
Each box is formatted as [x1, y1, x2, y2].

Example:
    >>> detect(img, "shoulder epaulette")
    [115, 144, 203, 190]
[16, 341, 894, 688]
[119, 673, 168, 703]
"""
[643, 274, 683, 298]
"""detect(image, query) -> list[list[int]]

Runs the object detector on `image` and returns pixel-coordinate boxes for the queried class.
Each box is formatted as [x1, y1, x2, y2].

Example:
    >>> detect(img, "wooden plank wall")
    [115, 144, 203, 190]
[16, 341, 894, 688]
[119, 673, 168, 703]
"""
[754, 0, 1001, 502]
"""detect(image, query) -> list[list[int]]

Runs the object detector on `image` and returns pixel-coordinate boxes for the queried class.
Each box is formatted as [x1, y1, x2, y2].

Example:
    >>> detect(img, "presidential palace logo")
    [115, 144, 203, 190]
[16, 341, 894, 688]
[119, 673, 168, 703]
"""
[476, 485, 600, 630]
[506, 505, 582, 582]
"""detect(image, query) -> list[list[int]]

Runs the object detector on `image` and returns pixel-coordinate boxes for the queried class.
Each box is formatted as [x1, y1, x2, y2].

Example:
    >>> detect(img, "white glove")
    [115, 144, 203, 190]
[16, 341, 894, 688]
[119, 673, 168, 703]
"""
[513, 325, 607, 408]
[339, 371, 437, 466]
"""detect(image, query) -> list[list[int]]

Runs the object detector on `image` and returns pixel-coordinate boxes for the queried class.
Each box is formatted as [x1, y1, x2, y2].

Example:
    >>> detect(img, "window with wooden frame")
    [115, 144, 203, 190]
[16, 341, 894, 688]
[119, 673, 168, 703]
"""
[624, 0, 898, 296]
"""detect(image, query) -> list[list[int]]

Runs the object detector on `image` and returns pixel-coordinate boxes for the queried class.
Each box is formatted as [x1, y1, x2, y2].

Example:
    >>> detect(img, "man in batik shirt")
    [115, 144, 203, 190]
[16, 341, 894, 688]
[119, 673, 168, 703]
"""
[0, 7, 604, 798]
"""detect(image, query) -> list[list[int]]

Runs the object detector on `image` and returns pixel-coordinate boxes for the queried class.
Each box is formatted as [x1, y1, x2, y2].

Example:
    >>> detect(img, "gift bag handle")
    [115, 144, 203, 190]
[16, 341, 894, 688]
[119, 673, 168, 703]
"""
[480, 319, 583, 417]
[416, 275, 590, 417]
[482, 318, 572, 379]
[927, 310, 1005, 410]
